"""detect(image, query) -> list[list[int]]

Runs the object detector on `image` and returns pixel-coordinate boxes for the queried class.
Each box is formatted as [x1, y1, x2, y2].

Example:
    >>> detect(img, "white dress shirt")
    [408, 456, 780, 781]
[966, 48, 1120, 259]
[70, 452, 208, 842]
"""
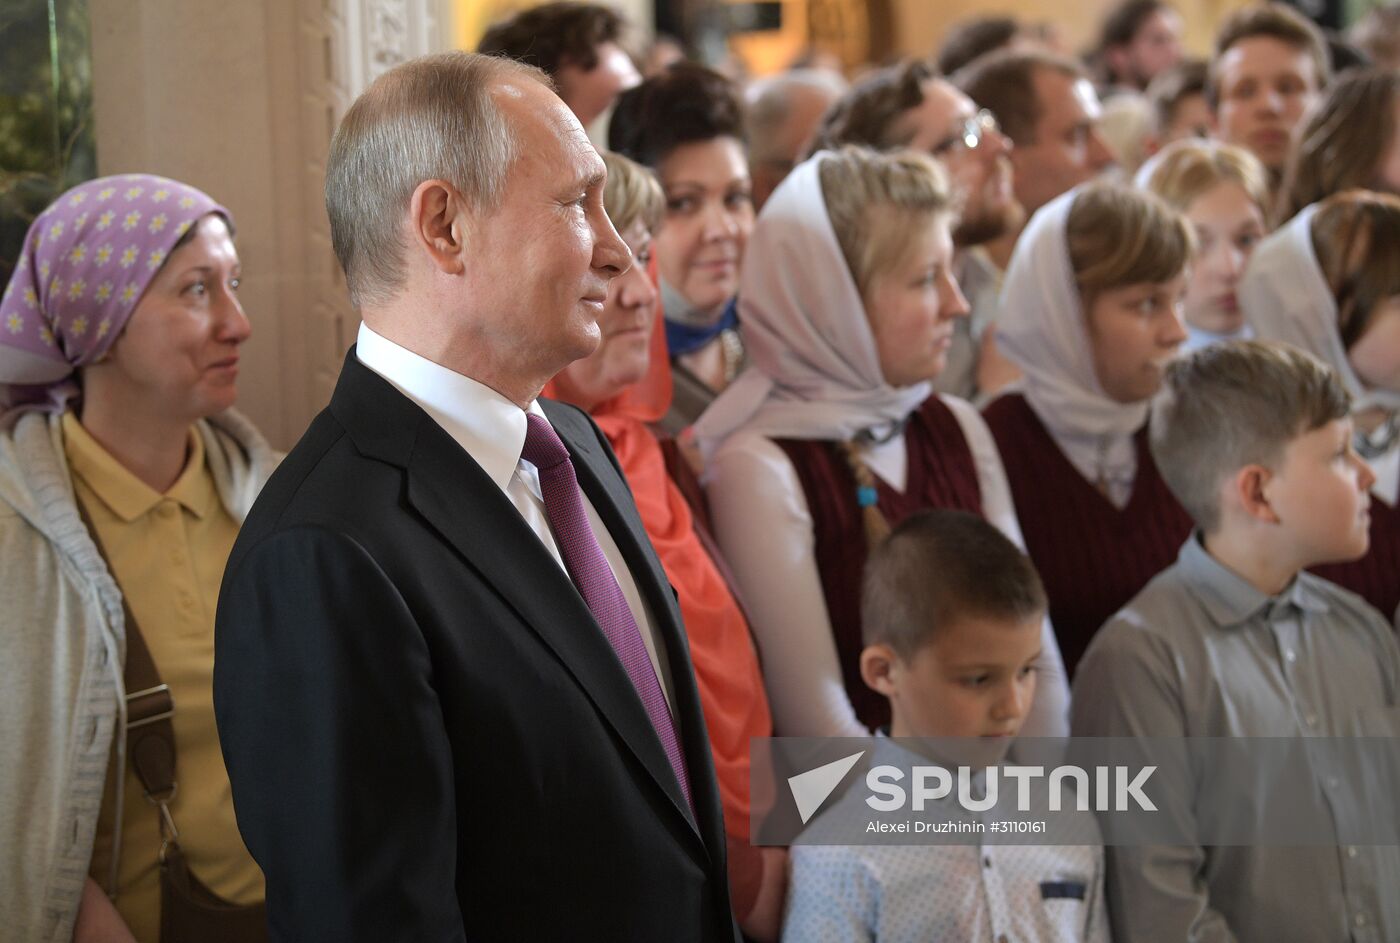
[705, 394, 1069, 740]
[355, 323, 677, 713]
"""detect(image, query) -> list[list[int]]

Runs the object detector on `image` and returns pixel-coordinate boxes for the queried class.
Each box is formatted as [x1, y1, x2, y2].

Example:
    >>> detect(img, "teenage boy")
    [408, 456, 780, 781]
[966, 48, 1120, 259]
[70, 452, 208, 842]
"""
[784, 510, 1109, 942]
[1074, 341, 1400, 942]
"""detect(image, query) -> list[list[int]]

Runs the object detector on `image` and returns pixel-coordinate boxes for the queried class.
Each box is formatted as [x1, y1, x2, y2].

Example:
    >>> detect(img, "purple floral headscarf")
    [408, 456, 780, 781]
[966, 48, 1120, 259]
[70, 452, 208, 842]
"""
[0, 174, 230, 419]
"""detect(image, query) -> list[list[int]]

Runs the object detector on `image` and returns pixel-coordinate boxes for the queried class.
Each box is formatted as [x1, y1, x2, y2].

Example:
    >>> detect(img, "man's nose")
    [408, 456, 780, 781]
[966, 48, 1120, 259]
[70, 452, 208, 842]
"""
[593, 215, 631, 278]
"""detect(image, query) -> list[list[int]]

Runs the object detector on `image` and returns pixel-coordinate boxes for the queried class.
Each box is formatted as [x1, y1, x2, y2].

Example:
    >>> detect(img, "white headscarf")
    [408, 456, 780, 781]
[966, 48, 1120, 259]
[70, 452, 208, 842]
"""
[693, 155, 930, 459]
[1241, 204, 1400, 415]
[995, 187, 1151, 499]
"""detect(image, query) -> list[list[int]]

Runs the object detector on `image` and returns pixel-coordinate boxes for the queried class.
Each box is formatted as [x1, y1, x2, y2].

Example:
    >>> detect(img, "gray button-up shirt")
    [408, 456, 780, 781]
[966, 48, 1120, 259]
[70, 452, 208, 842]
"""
[1072, 534, 1400, 943]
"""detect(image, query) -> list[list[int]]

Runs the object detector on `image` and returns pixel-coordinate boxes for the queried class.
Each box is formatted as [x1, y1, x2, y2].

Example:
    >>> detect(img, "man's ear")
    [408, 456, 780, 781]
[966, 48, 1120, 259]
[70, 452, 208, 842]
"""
[860, 644, 902, 699]
[408, 178, 468, 276]
[1233, 463, 1280, 524]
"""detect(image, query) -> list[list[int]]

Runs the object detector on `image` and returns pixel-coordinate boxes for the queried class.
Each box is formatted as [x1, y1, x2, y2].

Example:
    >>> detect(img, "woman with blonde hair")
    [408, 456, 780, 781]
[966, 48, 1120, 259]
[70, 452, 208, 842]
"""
[0, 176, 276, 941]
[1241, 190, 1400, 620]
[1138, 138, 1270, 352]
[698, 145, 1068, 740]
[1277, 68, 1400, 225]
[543, 151, 782, 940]
[983, 182, 1195, 674]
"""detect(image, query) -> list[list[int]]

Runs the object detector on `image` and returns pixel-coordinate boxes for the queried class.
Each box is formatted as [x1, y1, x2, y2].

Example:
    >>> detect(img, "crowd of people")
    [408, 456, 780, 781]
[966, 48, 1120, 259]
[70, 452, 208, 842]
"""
[1, 1, 1399, 941]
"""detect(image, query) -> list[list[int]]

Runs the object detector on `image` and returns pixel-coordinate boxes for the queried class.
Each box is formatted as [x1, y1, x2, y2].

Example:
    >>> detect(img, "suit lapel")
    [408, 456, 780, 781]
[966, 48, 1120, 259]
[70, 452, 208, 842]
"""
[401, 405, 706, 848]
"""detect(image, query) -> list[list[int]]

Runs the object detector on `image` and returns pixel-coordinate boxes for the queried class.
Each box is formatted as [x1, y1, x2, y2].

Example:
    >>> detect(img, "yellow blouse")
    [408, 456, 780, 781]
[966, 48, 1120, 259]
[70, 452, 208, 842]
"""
[64, 413, 263, 942]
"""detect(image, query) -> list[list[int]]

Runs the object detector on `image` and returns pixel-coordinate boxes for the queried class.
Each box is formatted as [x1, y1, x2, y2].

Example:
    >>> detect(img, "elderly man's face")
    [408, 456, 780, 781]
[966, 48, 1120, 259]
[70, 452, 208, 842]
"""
[897, 78, 1017, 247]
[556, 41, 641, 129]
[1008, 69, 1116, 216]
[468, 81, 632, 374]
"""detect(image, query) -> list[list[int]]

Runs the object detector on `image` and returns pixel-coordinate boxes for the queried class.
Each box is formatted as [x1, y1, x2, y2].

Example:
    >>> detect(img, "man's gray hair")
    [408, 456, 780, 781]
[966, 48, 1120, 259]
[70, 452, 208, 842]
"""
[325, 51, 550, 307]
[745, 69, 848, 163]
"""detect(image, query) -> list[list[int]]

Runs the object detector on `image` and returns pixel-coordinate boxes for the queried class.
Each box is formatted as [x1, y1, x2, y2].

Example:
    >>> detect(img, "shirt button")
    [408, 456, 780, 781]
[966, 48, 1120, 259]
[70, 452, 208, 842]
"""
[1305, 713, 1318, 728]
[983, 856, 992, 869]
[1347, 846, 1359, 859]
[1328, 776, 1340, 790]
[158, 503, 177, 520]
[1284, 650, 1297, 663]
[1355, 913, 1368, 928]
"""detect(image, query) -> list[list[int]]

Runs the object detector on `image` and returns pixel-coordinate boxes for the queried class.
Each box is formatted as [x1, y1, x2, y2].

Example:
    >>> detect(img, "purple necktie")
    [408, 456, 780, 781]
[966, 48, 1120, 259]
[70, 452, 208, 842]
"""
[521, 412, 693, 813]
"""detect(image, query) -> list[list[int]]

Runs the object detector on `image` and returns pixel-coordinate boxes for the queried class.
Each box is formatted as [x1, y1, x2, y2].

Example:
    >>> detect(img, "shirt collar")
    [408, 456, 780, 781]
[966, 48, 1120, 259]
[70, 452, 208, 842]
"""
[355, 322, 544, 492]
[62, 411, 211, 521]
[1178, 532, 1330, 627]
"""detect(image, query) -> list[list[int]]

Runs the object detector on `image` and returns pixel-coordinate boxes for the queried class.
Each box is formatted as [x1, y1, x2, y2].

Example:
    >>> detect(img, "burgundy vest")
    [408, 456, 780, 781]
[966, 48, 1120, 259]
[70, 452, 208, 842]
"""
[983, 393, 1193, 676]
[774, 397, 983, 731]
[1312, 494, 1400, 622]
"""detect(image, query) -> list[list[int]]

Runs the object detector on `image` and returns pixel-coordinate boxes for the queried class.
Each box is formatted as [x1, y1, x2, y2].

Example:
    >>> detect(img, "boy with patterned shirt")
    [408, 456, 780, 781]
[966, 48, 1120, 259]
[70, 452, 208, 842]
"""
[784, 510, 1109, 942]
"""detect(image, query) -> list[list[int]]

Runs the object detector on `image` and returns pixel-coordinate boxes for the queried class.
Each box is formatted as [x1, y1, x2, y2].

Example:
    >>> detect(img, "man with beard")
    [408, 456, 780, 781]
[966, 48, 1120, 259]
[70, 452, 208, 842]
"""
[809, 59, 1019, 399]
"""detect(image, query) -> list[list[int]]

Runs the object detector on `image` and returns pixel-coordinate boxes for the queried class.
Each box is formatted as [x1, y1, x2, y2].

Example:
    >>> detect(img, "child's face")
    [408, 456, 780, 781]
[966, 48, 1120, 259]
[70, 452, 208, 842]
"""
[1086, 273, 1190, 403]
[1265, 418, 1375, 565]
[876, 616, 1043, 756]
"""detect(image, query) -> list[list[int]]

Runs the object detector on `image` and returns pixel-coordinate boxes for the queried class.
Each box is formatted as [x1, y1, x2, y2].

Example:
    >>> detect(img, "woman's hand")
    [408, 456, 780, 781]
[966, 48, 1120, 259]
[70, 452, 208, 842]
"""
[72, 877, 137, 943]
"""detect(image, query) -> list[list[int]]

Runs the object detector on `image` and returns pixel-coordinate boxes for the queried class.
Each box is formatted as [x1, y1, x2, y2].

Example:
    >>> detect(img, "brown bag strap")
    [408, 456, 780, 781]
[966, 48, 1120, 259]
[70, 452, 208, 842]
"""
[74, 499, 180, 813]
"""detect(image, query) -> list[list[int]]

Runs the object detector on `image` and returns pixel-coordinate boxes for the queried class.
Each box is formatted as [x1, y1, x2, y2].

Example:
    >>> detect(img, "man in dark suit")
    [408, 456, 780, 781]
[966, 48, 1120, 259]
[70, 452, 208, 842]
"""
[213, 52, 739, 941]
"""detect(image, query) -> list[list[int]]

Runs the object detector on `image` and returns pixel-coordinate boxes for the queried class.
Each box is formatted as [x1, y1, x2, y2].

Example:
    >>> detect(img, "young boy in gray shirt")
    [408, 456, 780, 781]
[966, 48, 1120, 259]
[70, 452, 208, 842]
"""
[1073, 341, 1400, 942]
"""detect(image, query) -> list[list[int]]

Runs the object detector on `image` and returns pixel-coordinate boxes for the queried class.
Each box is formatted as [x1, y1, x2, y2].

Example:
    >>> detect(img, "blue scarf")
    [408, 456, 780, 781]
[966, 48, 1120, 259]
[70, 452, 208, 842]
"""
[665, 296, 739, 357]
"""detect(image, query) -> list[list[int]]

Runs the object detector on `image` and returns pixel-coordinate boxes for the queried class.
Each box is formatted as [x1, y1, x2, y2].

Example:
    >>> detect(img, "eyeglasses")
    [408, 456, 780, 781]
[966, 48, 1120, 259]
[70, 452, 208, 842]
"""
[932, 110, 1002, 156]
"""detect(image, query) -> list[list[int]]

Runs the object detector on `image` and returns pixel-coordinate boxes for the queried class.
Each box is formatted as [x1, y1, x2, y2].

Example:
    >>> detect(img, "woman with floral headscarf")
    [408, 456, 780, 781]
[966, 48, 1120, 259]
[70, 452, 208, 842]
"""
[0, 175, 277, 942]
[1242, 190, 1400, 621]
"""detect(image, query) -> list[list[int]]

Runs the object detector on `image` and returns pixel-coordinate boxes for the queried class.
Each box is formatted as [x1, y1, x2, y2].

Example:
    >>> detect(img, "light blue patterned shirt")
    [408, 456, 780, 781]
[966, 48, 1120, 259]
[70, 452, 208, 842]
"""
[783, 740, 1110, 942]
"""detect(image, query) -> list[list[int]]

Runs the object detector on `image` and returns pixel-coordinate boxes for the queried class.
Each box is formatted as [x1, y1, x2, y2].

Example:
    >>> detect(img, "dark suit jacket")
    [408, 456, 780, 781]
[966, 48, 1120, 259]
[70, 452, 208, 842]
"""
[214, 350, 739, 942]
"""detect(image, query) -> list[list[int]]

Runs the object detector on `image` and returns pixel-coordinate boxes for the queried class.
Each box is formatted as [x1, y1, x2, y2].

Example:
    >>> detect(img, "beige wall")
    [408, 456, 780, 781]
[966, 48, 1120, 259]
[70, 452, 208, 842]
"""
[90, 0, 450, 449]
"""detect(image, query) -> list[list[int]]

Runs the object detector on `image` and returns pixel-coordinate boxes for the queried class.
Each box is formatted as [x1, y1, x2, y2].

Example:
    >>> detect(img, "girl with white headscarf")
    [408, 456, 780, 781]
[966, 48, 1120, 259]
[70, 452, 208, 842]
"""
[1241, 190, 1400, 621]
[698, 147, 1069, 740]
[982, 181, 1196, 675]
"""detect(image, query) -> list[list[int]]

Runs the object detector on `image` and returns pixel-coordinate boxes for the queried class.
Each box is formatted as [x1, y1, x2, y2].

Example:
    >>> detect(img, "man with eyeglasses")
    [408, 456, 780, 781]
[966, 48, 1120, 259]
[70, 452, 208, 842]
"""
[954, 49, 1119, 397]
[808, 59, 1019, 400]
